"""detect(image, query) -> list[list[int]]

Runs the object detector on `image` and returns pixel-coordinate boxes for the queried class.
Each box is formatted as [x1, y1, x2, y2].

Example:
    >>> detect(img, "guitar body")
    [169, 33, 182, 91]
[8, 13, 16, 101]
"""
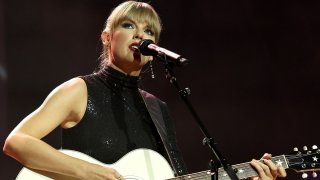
[16, 149, 175, 180]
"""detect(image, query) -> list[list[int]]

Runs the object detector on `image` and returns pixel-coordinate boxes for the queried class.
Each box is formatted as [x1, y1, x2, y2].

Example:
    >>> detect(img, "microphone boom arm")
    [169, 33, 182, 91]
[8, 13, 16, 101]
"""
[156, 54, 239, 180]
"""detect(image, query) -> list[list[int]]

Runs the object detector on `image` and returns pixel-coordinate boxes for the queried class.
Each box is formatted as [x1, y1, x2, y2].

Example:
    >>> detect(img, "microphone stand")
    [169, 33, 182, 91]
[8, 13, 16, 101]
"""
[156, 55, 239, 180]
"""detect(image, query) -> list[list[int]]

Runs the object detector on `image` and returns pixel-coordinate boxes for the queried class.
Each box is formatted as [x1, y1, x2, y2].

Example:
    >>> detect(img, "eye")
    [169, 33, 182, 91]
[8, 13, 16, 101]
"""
[145, 28, 155, 36]
[121, 22, 134, 29]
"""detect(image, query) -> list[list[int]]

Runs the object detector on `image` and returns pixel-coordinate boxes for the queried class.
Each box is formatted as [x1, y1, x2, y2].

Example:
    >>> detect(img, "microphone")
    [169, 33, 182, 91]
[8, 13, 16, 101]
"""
[137, 39, 189, 67]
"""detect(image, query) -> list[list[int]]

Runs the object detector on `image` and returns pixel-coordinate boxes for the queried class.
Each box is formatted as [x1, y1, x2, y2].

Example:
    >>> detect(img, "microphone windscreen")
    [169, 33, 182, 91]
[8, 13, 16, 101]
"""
[138, 39, 157, 56]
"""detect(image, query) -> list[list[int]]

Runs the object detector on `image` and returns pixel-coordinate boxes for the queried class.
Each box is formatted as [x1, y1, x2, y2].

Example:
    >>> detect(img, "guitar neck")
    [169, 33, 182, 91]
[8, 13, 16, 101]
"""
[170, 155, 288, 180]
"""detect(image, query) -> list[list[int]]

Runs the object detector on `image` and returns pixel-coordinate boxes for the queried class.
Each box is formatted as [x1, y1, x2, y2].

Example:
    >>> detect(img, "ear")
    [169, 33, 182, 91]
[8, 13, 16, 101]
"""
[101, 31, 109, 45]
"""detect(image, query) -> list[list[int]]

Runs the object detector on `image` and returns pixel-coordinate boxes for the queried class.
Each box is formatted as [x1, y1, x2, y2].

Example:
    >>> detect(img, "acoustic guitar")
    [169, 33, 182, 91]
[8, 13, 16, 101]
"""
[16, 145, 320, 180]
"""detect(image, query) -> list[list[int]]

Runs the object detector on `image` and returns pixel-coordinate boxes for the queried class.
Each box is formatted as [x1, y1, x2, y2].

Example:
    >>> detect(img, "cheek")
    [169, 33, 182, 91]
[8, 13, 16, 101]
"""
[111, 33, 122, 47]
[111, 33, 127, 54]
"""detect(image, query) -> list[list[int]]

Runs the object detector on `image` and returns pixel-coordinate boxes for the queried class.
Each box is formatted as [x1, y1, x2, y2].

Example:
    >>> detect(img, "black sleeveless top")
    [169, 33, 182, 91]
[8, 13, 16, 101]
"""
[61, 66, 167, 164]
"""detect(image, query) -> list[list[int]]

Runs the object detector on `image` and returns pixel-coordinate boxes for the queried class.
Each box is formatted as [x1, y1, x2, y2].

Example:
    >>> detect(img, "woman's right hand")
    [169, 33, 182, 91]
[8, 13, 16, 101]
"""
[82, 164, 123, 180]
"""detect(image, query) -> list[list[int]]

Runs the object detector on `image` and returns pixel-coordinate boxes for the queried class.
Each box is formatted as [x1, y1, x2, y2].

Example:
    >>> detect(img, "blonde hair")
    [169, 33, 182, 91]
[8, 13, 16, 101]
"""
[100, 1, 162, 67]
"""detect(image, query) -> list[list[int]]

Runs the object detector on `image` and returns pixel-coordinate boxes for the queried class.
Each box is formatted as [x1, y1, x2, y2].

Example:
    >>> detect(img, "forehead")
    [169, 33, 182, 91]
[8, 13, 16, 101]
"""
[118, 13, 155, 27]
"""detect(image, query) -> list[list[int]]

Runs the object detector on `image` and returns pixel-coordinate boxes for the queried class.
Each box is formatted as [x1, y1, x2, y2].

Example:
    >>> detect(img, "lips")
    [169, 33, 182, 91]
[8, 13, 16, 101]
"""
[129, 42, 140, 53]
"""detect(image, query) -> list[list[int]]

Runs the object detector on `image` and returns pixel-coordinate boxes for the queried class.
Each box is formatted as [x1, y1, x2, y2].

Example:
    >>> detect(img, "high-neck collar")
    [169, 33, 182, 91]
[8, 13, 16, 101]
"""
[98, 66, 140, 88]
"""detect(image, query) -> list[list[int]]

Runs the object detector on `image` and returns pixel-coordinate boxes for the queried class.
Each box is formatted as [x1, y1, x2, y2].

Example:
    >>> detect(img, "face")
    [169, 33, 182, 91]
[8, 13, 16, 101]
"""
[103, 18, 156, 74]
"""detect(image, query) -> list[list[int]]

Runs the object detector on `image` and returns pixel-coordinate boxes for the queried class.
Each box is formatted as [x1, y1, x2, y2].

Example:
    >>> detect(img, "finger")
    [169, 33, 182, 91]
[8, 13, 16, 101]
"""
[115, 176, 124, 180]
[115, 173, 124, 180]
[262, 153, 272, 160]
[250, 177, 260, 180]
[114, 173, 124, 180]
[109, 168, 122, 180]
[111, 175, 122, 180]
[257, 160, 273, 178]
[263, 159, 278, 177]
[250, 159, 270, 179]
[278, 166, 287, 177]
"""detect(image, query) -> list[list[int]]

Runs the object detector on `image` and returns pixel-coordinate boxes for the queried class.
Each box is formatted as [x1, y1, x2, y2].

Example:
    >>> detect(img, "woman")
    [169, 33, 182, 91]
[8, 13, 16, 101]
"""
[3, 1, 286, 180]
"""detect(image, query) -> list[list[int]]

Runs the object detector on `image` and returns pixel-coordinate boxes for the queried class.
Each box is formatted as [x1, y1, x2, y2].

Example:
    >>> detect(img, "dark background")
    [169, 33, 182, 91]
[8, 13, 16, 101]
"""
[1, 0, 320, 179]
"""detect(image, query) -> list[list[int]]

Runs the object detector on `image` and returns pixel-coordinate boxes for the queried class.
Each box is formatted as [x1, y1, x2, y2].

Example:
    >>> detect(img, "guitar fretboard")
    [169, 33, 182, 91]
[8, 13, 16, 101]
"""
[170, 155, 288, 180]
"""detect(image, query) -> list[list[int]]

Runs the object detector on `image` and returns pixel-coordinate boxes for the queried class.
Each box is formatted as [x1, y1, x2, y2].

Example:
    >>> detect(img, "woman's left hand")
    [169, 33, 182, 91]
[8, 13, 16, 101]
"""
[250, 153, 287, 180]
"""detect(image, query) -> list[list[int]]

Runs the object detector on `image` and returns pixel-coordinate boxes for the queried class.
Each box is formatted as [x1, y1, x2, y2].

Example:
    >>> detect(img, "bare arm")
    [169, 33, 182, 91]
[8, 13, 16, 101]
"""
[3, 78, 122, 180]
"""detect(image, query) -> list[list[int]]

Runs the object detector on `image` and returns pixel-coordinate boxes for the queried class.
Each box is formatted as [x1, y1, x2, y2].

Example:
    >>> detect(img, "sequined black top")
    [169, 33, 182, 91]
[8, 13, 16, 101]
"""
[61, 66, 188, 176]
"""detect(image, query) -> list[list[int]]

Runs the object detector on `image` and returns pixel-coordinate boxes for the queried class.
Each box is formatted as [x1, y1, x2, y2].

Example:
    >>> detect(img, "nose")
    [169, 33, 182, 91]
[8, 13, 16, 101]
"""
[133, 29, 144, 40]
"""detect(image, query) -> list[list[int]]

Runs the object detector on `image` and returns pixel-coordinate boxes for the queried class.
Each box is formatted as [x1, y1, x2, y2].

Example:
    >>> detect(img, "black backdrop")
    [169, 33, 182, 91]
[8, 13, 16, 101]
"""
[1, 0, 320, 179]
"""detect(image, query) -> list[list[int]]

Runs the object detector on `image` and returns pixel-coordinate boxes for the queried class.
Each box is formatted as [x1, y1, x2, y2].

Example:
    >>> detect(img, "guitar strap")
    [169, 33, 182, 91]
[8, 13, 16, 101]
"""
[139, 89, 167, 140]
[139, 89, 188, 176]
[138, 89, 172, 160]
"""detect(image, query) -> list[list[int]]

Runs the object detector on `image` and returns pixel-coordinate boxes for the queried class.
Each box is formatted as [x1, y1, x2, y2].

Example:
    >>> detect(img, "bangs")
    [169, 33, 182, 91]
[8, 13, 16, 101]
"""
[109, 1, 162, 43]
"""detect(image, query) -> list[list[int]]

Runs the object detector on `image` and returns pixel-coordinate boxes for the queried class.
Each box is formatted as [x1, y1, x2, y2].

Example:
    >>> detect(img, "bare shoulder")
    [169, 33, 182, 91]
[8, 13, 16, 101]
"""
[34, 77, 88, 128]
[56, 77, 87, 95]
[7, 78, 88, 138]
[49, 77, 88, 127]
[43, 78, 87, 108]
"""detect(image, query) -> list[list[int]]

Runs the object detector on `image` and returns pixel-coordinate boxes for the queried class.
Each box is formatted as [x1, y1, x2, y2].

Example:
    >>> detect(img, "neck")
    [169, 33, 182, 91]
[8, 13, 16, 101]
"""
[107, 62, 141, 76]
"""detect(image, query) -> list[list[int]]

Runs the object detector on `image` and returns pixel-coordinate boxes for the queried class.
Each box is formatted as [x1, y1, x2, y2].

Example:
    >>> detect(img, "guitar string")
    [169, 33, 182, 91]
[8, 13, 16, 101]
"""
[285, 152, 319, 158]
[171, 171, 211, 180]
[173, 172, 209, 180]
[285, 153, 319, 166]
[172, 167, 254, 180]
[172, 168, 261, 180]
